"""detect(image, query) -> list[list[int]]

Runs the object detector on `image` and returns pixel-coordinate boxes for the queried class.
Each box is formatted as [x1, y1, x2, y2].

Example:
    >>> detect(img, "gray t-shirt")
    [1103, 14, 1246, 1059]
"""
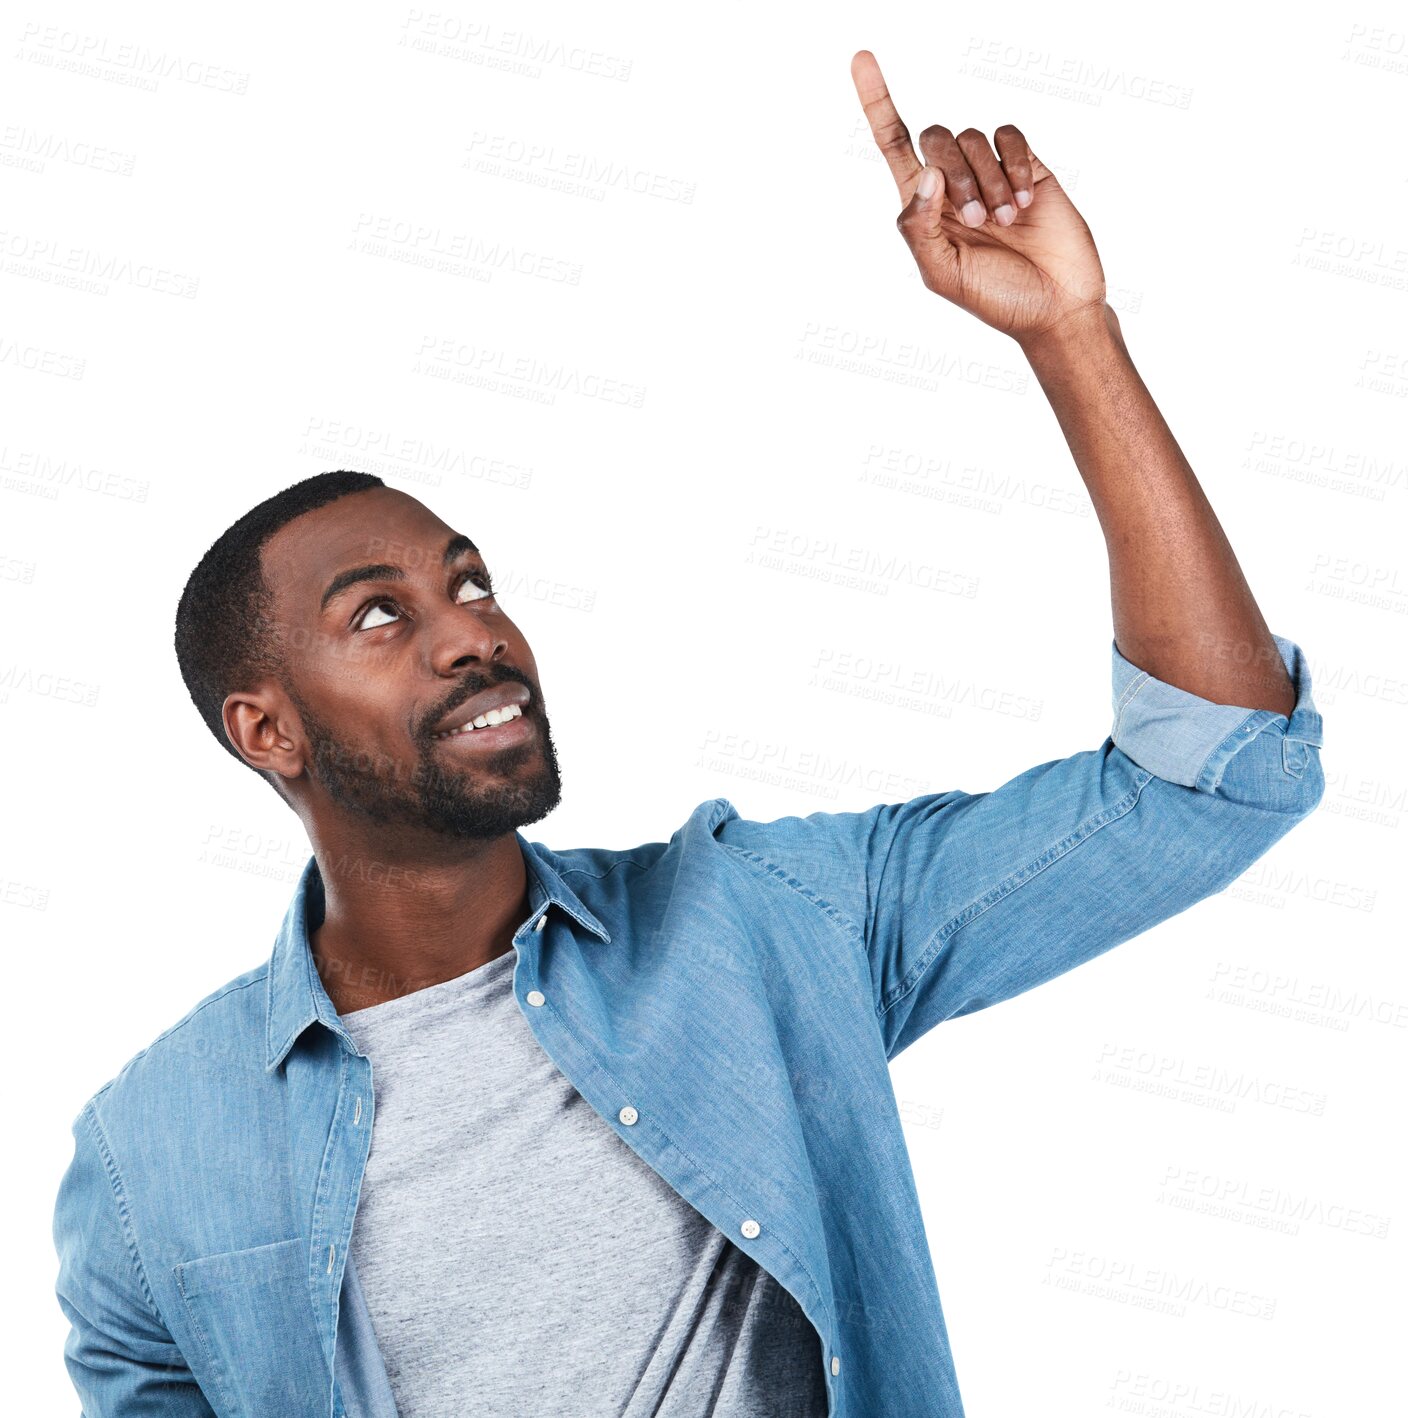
[340, 946, 828, 1417]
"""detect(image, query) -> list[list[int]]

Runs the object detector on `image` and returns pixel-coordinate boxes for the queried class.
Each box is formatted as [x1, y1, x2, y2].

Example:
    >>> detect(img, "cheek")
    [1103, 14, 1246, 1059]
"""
[319, 682, 411, 755]
[506, 626, 537, 676]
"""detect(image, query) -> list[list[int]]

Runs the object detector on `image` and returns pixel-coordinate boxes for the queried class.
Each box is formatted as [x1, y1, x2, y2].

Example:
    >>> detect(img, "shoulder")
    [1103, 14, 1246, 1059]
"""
[532, 794, 871, 940]
[529, 796, 742, 880]
[77, 961, 269, 1134]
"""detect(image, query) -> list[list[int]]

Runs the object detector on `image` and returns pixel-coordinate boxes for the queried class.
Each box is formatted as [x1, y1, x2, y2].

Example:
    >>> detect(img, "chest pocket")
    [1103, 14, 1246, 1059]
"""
[174, 1237, 330, 1418]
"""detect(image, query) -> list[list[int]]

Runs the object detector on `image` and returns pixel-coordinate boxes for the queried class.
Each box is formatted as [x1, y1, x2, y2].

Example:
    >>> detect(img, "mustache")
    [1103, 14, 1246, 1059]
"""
[423, 665, 537, 737]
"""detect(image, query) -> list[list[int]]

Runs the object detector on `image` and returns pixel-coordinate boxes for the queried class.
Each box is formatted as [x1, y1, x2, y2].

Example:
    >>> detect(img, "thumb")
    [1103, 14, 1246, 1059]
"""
[896, 163, 956, 250]
[909, 163, 946, 226]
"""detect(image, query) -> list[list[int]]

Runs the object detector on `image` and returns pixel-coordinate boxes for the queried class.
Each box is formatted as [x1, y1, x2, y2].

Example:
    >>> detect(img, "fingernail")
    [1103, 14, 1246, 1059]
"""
[961, 199, 985, 227]
[994, 204, 1014, 226]
[916, 168, 938, 201]
[1014, 188, 1032, 208]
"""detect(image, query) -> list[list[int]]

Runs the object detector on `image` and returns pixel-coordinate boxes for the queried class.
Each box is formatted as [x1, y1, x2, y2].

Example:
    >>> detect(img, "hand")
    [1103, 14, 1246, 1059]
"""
[851, 50, 1108, 345]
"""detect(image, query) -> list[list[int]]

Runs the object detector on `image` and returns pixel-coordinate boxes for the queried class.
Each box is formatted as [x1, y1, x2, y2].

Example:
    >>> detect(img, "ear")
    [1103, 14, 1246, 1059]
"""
[224, 689, 306, 787]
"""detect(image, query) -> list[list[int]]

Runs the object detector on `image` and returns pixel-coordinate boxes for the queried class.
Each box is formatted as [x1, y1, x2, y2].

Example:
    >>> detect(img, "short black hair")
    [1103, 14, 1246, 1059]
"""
[174, 470, 385, 797]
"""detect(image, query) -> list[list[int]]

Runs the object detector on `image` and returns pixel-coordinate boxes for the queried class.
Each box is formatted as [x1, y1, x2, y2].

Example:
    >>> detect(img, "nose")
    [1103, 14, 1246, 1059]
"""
[430, 604, 509, 677]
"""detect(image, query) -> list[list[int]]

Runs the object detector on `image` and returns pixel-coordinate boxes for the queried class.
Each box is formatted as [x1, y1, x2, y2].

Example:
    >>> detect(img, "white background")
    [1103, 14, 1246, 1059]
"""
[5, 2, 1405, 1413]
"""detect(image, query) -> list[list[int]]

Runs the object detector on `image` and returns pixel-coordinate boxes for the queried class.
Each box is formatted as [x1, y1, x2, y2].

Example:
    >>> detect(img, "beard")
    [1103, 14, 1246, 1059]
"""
[286, 670, 563, 841]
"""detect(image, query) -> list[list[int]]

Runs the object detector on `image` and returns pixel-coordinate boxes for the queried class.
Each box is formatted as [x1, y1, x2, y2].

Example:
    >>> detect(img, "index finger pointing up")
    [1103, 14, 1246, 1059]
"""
[850, 50, 922, 199]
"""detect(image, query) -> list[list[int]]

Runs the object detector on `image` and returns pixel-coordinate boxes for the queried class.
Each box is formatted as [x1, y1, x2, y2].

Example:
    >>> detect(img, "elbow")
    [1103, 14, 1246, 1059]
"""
[1210, 719, 1326, 820]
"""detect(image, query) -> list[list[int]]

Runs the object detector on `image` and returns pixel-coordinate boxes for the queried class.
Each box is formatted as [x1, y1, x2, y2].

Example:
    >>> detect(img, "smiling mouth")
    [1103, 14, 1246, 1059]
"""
[431, 701, 532, 745]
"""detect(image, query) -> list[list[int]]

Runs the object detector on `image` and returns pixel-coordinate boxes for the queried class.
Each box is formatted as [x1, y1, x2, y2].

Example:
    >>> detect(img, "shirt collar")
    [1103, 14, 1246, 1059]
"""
[263, 831, 612, 1074]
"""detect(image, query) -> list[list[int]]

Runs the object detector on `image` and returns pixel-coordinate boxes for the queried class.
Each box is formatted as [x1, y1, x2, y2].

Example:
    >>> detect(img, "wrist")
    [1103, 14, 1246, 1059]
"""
[1015, 301, 1121, 363]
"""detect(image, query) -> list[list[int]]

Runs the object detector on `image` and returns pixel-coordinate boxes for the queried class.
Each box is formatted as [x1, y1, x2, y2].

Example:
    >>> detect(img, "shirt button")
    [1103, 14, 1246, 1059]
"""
[618, 1105, 638, 1126]
[740, 1218, 760, 1239]
[526, 990, 545, 1007]
[831, 1355, 841, 1376]
[533, 913, 547, 932]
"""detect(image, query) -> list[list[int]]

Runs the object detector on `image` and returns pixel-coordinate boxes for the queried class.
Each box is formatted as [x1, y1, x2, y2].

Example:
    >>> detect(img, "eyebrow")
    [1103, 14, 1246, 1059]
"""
[319, 533, 480, 614]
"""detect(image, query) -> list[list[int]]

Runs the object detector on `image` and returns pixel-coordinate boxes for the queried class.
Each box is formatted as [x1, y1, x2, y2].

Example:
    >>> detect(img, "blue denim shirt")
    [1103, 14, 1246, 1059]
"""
[52, 634, 1325, 1417]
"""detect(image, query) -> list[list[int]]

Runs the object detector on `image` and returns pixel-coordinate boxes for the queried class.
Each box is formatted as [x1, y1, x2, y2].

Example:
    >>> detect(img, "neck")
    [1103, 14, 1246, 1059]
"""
[307, 831, 531, 1016]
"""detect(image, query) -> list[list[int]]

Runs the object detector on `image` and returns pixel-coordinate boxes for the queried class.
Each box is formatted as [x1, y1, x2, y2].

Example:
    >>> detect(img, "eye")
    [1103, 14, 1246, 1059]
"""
[356, 598, 399, 631]
[456, 569, 497, 606]
[353, 569, 497, 632]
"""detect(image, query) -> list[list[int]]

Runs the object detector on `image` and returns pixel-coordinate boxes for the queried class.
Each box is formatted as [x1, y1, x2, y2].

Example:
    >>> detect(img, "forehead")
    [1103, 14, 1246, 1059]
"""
[261, 487, 468, 619]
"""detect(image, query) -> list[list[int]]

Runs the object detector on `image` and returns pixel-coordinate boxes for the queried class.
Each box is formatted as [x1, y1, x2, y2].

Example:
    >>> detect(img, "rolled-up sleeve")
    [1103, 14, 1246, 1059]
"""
[714, 632, 1326, 1060]
[1111, 632, 1324, 794]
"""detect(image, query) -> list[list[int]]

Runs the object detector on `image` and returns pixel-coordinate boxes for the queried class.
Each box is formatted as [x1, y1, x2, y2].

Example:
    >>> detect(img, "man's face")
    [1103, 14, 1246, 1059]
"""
[254, 487, 561, 841]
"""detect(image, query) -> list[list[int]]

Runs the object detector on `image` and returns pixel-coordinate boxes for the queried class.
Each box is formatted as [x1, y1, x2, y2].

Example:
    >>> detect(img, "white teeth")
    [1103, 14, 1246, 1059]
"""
[436, 702, 523, 738]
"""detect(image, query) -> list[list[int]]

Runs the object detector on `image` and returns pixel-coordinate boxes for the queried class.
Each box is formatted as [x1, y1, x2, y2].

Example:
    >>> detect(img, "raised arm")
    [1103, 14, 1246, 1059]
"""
[850, 49, 1293, 717]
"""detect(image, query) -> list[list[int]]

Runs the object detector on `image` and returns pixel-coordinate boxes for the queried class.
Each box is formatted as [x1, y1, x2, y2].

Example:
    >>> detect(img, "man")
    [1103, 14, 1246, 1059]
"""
[51, 51, 1324, 1418]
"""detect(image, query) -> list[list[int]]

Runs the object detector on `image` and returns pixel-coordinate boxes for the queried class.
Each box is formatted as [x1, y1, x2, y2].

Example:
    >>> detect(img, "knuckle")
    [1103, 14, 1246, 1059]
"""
[956, 127, 985, 145]
[918, 123, 952, 144]
[878, 118, 911, 149]
[994, 123, 1023, 141]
